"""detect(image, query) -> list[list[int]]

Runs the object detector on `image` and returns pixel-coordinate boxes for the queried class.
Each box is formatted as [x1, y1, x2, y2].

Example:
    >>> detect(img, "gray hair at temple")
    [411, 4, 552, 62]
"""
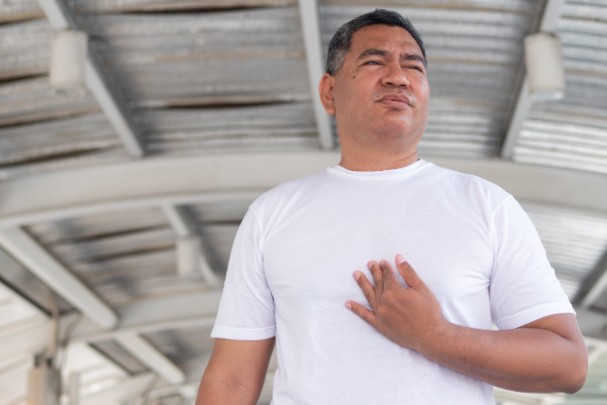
[325, 9, 427, 76]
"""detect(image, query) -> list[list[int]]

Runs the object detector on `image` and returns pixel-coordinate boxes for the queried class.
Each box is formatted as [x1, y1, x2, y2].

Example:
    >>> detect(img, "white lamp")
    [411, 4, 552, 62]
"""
[49, 30, 88, 97]
[524, 32, 565, 101]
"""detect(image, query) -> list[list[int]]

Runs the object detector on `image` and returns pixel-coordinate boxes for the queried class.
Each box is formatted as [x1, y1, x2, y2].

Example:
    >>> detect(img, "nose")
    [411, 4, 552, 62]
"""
[381, 62, 410, 87]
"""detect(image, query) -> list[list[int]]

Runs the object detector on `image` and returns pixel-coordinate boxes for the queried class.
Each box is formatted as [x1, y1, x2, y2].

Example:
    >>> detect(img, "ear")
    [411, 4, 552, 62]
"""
[319, 73, 336, 115]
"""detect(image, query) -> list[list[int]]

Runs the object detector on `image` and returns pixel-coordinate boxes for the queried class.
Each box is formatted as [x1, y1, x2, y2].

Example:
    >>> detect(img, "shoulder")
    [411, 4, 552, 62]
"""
[423, 161, 514, 210]
[249, 169, 329, 214]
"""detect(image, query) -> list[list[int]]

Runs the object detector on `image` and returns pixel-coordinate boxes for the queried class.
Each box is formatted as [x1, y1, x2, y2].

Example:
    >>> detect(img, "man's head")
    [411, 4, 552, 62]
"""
[319, 10, 430, 168]
[326, 9, 427, 76]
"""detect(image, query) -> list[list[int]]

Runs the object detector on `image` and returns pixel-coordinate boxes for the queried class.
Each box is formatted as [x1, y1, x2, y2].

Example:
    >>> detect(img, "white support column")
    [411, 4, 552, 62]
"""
[501, 0, 565, 158]
[114, 332, 185, 385]
[37, 0, 145, 157]
[0, 228, 118, 329]
[298, 0, 334, 150]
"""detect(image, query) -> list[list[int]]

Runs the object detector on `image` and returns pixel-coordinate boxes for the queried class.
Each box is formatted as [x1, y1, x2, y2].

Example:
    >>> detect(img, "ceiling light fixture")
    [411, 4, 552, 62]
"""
[524, 32, 565, 101]
[49, 29, 88, 97]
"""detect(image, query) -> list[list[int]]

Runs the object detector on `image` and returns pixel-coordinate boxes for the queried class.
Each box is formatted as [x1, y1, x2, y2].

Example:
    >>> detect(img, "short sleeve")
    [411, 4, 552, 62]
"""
[490, 196, 574, 330]
[211, 208, 276, 340]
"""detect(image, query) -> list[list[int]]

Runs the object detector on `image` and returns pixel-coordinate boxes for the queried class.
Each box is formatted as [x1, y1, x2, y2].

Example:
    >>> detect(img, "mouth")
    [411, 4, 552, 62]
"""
[377, 94, 412, 108]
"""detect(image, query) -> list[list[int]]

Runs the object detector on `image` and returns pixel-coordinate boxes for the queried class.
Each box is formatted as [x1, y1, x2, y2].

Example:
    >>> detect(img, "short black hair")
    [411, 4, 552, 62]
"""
[325, 9, 427, 75]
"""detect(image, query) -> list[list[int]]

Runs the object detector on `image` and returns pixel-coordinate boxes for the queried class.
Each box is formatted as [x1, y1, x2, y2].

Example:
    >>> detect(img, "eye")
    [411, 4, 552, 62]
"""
[404, 65, 424, 73]
[364, 60, 382, 66]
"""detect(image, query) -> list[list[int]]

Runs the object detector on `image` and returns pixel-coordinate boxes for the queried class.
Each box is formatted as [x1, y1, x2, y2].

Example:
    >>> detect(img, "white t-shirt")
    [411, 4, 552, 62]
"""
[212, 159, 574, 405]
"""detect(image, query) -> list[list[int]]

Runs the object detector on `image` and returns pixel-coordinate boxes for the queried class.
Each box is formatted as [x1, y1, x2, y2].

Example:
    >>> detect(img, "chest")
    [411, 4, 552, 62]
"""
[261, 192, 495, 316]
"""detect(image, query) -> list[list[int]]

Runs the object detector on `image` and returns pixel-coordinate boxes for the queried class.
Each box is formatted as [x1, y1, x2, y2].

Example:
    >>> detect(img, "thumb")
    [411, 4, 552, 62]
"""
[395, 254, 428, 291]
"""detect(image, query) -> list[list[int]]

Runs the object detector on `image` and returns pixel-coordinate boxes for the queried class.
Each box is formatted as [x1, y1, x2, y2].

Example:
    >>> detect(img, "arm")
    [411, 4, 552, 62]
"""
[196, 338, 275, 405]
[347, 256, 588, 393]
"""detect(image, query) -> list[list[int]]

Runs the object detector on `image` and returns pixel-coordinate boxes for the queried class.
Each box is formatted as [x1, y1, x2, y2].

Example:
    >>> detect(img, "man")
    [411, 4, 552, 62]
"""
[197, 9, 587, 405]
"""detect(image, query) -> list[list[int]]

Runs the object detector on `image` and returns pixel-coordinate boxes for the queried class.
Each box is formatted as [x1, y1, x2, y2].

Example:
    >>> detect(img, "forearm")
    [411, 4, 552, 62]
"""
[197, 373, 259, 405]
[420, 317, 587, 393]
[196, 338, 274, 405]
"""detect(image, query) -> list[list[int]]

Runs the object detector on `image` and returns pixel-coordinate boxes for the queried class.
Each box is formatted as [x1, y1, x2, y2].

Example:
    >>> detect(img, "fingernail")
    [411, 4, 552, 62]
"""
[396, 254, 406, 264]
[367, 261, 374, 269]
[345, 302, 352, 310]
[353, 271, 361, 280]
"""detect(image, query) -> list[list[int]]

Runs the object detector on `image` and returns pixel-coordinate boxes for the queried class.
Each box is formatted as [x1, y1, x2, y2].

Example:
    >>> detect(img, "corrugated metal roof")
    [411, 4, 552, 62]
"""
[140, 103, 319, 154]
[82, 8, 310, 105]
[0, 18, 49, 80]
[0, 0, 42, 23]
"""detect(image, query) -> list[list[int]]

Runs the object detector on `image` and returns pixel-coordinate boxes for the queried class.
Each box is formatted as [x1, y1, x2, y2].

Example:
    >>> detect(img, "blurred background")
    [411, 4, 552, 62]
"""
[0, 0, 606, 404]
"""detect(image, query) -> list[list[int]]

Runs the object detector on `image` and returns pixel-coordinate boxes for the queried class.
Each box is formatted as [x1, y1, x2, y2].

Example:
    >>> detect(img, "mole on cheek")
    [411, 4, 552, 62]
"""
[352, 75, 356, 79]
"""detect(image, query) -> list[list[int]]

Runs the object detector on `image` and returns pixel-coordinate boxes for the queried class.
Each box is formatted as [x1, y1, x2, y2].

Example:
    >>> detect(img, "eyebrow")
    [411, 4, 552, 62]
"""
[357, 48, 426, 66]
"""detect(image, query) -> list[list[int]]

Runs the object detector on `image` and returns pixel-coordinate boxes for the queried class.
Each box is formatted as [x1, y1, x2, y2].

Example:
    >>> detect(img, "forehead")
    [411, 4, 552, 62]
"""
[349, 24, 422, 56]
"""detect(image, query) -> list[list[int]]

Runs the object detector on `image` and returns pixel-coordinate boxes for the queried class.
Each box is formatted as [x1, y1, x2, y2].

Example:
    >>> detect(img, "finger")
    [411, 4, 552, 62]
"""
[368, 261, 383, 293]
[395, 254, 428, 292]
[346, 300, 378, 328]
[353, 271, 377, 307]
[379, 259, 398, 287]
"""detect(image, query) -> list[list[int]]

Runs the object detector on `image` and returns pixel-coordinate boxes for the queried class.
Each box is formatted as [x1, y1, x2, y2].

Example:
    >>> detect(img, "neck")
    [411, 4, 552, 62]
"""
[339, 148, 419, 171]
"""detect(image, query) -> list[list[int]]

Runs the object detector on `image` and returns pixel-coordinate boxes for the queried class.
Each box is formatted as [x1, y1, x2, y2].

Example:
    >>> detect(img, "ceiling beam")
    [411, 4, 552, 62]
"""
[574, 249, 607, 308]
[161, 205, 221, 287]
[0, 320, 50, 361]
[298, 0, 334, 150]
[0, 154, 605, 230]
[80, 372, 157, 405]
[37, 0, 145, 157]
[70, 290, 221, 343]
[0, 228, 118, 329]
[501, 0, 565, 158]
[114, 331, 185, 385]
[161, 205, 194, 238]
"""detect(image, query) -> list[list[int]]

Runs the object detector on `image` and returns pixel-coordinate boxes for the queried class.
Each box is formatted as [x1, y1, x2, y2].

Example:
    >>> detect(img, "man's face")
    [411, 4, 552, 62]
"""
[321, 24, 430, 146]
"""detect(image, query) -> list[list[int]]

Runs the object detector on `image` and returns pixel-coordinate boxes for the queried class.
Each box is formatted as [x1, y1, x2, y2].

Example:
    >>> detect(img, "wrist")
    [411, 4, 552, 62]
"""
[418, 319, 454, 361]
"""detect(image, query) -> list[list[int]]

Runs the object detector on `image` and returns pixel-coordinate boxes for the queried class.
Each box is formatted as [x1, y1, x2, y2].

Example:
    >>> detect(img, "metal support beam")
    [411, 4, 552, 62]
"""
[80, 372, 157, 405]
[162, 205, 221, 287]
[501, 0, 565, 158]
[298, 0, 334, 150]
[161, 205, 194, 238]
[0, 228, 118, 329]
[1, 154, 605, 230]
[37, 0, 145, 157]
[575, 249, 607, 308]
[0, 320, 50, 360]
[114, 332, 185, 385]
[70, 290, 221, 343]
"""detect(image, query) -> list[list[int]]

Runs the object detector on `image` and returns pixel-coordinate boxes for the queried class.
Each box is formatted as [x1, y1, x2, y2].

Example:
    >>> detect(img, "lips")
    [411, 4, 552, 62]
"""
[378, 93, 412, 107]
